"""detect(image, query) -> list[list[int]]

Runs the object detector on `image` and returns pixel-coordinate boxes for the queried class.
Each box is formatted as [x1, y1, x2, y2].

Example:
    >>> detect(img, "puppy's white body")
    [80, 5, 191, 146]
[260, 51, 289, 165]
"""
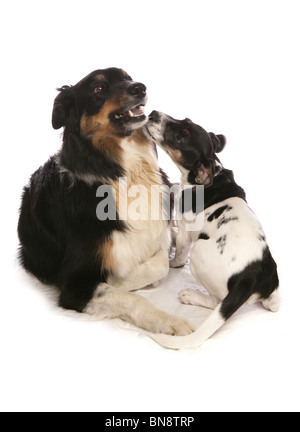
[189, 197, 266, 301]
[149, 193, 279, 350]
[145, 112, 279, 349]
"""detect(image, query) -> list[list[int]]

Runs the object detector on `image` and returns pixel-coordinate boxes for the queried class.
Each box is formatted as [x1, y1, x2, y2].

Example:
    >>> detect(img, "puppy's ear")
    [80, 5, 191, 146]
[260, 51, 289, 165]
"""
[209, 133, 226, 153]
[193, 160, 213, 186]
[52, 85, 74, 130]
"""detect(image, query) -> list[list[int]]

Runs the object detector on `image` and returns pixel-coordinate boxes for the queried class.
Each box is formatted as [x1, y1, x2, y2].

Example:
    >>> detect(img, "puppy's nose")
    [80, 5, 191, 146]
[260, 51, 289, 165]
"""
[149, 110, 161, 123]
[129, 82, 147, 98]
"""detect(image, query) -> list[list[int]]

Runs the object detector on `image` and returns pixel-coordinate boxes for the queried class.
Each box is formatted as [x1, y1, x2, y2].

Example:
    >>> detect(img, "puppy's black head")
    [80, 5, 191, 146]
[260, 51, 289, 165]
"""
[52, 68, 147, 139]
[145, 111, 226, 186]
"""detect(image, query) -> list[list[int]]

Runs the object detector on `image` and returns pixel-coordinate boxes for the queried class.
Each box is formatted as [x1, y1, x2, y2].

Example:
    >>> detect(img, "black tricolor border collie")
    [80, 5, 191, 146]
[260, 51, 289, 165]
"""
[17, 69, 195, 336]
[144, 111, 279, 349]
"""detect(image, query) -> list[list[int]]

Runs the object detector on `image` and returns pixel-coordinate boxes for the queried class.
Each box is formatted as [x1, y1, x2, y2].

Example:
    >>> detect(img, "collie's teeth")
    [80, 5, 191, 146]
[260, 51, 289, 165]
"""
[128, 110, 134, 117]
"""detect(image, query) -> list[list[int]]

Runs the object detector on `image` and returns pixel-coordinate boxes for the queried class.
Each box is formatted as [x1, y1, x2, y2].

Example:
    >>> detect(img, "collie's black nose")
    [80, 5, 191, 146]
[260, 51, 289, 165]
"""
[129, 82, 147, 97]
[149, 110, 161, 123]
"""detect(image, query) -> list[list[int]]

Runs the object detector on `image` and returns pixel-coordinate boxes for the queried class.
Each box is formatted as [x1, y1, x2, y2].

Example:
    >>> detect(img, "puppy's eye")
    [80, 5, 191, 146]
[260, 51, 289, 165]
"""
[94, 86, 103, 94]
[175, 133, 183, 143]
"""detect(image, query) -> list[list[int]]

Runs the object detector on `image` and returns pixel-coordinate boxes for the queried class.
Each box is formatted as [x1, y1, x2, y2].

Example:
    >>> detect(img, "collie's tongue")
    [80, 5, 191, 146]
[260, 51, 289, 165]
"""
[128, 106, 144, 117]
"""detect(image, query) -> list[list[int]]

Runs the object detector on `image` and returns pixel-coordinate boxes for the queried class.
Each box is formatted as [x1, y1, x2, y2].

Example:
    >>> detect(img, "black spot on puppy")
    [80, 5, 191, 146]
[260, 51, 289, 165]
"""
[216, 235, 227, 254]
[217, 216, 239, 229]
[208, 205, 230, 222]
[199, 233, 210, 240]
[221, 247, 279, 320]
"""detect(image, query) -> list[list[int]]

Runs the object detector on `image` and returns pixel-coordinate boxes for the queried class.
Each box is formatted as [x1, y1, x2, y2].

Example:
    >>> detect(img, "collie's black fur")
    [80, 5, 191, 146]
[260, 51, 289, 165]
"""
[18, 68, 142, 311]
[18, 154, 124, 311]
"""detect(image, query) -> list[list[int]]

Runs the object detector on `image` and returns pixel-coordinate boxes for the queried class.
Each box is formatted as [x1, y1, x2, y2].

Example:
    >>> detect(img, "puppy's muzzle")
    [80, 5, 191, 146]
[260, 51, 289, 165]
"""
[149, 110, 161, 123]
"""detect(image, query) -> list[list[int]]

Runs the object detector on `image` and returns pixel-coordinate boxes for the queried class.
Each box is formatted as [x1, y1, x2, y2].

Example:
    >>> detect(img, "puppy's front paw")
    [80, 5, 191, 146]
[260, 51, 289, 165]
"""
[179, 288, 201, 305]
[169, 258, 187, 268]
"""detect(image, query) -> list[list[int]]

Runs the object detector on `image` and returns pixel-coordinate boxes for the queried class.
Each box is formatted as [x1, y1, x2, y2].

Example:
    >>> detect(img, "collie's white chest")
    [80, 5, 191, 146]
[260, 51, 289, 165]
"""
[109, 137, 171, 280]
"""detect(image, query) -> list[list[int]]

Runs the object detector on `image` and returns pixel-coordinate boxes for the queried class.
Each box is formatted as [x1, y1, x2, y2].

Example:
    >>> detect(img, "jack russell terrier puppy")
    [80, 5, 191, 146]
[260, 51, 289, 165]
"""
[144, 111, 279, 349]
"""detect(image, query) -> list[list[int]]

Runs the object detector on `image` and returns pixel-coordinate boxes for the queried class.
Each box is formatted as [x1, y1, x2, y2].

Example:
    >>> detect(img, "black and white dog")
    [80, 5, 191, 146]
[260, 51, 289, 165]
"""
[144, 111, 279, 349]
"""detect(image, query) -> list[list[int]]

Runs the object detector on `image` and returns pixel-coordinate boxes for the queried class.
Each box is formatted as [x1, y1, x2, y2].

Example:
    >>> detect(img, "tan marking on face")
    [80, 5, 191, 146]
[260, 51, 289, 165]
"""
[80, 89, 129, 136]
[80, 100, 120, 134]
[80, 100, 123, 159]
[195, 166, 214, 187]
[183, 128, 191, 136]
[121, 70, 130, 78]
[95, 74, 105, 81]
[165, 147, 184, 166]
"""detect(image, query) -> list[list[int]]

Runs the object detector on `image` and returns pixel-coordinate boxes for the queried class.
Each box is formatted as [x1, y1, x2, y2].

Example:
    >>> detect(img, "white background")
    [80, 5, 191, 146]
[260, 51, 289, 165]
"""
[1, 0, 300, 412]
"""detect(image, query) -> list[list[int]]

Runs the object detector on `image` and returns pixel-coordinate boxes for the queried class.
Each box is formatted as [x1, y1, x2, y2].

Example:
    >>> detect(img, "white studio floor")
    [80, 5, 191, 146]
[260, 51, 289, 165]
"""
[1, 0, 300, 413]
[1, 203, 299, 412]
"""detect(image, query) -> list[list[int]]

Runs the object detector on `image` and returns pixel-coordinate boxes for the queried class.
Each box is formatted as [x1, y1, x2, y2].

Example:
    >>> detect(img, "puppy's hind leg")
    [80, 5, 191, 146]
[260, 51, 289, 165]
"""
[179, 289, 219, 310]
[262, 289, 280, 312]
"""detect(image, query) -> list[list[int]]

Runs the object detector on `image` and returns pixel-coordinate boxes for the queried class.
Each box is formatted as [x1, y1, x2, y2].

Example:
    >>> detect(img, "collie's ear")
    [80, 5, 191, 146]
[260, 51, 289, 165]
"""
[209, 133, 226, 153]
[52, 85, 74, 130]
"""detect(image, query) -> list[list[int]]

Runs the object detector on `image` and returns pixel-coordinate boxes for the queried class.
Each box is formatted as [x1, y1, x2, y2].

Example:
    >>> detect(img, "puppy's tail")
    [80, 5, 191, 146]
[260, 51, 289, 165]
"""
[147, 282, 277, 350]
[146, 302, 227, 350]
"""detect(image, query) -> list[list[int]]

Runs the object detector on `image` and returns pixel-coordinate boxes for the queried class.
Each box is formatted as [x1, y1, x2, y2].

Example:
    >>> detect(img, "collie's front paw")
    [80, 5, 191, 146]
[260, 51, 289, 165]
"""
[153, 312, 195, 336]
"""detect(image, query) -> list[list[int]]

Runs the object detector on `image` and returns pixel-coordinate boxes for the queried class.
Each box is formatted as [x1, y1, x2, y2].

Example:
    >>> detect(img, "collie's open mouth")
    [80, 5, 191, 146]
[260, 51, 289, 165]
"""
[113, 105, 145, 123]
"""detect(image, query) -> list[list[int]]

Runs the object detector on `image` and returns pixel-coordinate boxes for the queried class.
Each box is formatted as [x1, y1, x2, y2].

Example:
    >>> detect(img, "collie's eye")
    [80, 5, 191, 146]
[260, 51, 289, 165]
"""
[175, 133, 183, 143]
[94, 86, 103, 94]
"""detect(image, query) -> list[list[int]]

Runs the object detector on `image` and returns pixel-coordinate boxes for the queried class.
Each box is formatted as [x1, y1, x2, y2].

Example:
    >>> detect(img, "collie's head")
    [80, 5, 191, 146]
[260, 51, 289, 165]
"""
[52, 68, 151, 180]
[52, 68, 148, 140]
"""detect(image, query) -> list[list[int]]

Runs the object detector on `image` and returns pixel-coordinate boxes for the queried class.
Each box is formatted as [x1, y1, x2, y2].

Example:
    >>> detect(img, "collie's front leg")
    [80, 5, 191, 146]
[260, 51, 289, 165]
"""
[85, 284, 195, 335]
[110, 249, 169, 292]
